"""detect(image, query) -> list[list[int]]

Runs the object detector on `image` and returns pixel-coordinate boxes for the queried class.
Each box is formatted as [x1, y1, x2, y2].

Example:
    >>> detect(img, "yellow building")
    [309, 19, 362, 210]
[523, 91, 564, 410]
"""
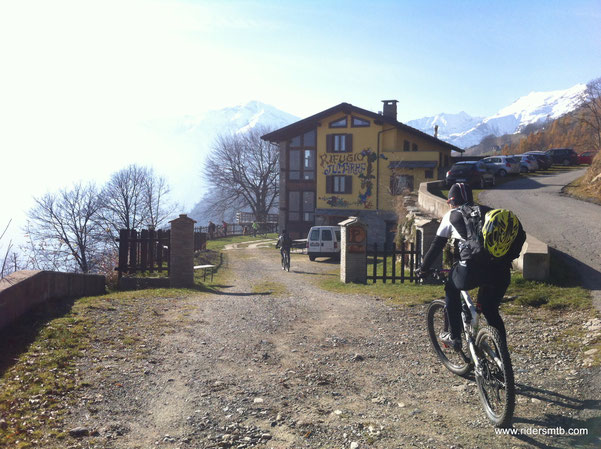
[262, 100, 462, 242]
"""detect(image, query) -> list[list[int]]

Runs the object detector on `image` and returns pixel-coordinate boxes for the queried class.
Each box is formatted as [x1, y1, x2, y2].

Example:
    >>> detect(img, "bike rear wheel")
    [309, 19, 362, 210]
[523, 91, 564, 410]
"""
[426, 300, 472, 377]
[475, 326, 515, 428]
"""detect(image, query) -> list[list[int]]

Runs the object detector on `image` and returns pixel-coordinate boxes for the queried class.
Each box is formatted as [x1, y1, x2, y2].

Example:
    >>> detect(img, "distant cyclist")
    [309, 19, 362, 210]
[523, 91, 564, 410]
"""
[416, 183, 525, 350]
[275, 229, 292, 271]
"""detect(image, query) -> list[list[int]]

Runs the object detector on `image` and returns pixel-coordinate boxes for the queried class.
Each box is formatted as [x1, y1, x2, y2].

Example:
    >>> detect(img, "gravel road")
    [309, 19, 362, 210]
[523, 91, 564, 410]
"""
[479, 168, 601, 310]
[60, 244, 600, 449]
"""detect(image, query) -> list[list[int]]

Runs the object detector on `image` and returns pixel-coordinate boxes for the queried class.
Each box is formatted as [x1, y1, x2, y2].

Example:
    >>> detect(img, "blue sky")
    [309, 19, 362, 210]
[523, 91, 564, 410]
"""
[0, 0, 600, 247]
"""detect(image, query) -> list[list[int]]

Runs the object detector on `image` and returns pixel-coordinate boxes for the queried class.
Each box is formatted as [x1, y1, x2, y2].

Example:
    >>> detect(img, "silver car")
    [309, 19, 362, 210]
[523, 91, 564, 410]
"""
[481, 155, 520, 176]
[516, 154, 539, 172]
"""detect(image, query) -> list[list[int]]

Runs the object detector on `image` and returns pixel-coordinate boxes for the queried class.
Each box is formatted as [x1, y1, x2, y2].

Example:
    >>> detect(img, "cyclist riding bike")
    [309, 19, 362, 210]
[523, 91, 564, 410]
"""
[275, 229, 292, 271]
[416, 183, 525, 351]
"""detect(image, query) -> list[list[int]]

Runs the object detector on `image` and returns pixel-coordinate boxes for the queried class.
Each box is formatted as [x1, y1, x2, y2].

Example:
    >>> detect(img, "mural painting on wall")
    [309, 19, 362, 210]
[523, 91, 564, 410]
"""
[319, 148, 387, 209]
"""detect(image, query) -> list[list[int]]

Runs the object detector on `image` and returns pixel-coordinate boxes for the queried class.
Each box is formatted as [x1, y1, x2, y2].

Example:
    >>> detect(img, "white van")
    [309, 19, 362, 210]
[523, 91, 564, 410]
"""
[306, 226, 341, 261]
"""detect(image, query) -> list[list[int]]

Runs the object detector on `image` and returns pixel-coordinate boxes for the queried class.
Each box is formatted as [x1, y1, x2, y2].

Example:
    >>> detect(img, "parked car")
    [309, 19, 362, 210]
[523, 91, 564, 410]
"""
[578, 151, 597, 165]
[481, 155, 520, 176]
[306, 226, 341, 261]
[545, 148, 579, 166]
[515, 154, 538, 173]
[445, 161, 495, 188]
[524, 151, 553, 170]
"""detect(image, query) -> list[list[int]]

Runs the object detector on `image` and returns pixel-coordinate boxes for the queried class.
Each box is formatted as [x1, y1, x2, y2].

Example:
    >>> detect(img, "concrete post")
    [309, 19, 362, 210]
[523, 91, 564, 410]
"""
[339, 217, 368, 284]
[169, 214, 196, 288]
[415, 217, 442, 268]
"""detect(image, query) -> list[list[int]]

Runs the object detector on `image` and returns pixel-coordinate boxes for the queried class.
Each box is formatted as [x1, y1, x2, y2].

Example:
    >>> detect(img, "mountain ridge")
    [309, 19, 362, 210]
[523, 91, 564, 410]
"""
[407, 83, 587, 149]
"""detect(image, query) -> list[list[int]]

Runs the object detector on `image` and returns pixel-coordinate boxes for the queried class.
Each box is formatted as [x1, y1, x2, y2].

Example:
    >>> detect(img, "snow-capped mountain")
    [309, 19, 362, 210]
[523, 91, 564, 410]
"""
[408, 83, 587, 149]
[144, 101, 298, 212]
[407, 112, 483, 143]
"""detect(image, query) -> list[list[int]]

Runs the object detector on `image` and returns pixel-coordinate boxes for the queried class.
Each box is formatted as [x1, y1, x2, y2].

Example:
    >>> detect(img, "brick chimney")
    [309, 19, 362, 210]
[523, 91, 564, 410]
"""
[381, 100, 398, 120]
[434, 125, 439, 138]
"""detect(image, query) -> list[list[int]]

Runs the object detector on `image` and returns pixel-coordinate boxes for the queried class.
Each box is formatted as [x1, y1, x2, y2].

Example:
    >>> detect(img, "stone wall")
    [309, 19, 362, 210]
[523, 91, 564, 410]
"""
[0, 270, 106, 331]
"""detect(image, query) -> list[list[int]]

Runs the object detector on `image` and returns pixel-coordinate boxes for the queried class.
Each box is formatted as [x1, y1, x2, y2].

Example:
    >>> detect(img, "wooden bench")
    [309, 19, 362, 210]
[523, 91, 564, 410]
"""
[194, 264, 216, 282]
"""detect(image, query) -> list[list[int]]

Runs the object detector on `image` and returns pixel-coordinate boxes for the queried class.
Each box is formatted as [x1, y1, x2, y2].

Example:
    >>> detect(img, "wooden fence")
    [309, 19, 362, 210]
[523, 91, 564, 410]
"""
[116, 229, 170, 278]
[366, 242, 420, 283]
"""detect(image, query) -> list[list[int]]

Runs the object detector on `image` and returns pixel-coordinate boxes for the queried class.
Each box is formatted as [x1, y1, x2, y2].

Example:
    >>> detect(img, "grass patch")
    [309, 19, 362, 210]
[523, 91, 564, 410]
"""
[319, 271, 443, 306]
[502, 253, 591, 313]
[320, 250, 592, 314]
[206, 234, 277, 252]
[563, 174, 601, 205]
[0, 287, 206, 447]
[251, 280, 288, 296]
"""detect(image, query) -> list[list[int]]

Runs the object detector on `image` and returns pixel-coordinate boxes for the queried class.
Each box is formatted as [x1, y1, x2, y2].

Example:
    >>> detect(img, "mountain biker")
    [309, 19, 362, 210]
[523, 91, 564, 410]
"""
[416, 182, 525, 350]
[275, 229, 292, 270]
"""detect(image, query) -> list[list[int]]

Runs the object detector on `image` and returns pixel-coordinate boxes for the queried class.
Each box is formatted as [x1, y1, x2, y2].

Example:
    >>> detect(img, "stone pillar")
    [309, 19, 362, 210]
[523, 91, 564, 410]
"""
[169, 214, 196, 288]
[339, 217, 368, 284]
[415, 217, 441, 268]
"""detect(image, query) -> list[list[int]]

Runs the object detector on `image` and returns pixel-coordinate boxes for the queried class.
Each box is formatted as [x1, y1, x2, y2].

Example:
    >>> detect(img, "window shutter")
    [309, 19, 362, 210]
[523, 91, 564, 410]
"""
[346, 134, 353, 152]
[326, 135, 334, 153]
[326, 176, 332, 193]
[345, 176, 353, 193]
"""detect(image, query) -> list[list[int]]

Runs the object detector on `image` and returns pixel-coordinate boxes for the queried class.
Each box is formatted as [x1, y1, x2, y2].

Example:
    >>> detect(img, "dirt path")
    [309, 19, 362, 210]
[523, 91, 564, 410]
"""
[64, 246, 600, 449]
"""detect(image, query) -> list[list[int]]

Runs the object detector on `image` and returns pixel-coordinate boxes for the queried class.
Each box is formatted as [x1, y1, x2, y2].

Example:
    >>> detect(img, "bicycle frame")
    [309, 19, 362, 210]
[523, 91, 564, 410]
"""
[460, 290, 483, 372]
[430, 269, 482, 370]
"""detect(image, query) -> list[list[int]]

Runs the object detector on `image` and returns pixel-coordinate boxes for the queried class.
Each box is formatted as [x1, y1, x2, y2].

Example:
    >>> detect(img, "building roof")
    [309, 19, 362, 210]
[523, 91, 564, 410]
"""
[261, 102, 464, 153]
[389, 161, 438, 169]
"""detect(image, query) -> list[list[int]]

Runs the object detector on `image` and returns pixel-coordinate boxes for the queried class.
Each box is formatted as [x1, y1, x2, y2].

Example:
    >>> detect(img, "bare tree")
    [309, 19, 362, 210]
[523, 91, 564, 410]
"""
[0, 220, 13, 279]
[579, 77, 601, 152]
[26, 182, 103, 273]
[98, 165, 176, 248]
[98, 165, 149, 244]
[142, 168, 177, 229]
[203, 127, 279, 222]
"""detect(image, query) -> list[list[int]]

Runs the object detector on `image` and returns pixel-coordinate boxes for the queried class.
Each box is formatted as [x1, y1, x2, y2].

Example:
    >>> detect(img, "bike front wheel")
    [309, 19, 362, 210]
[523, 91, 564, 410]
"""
[475, 326, 515, 428]
[426, 300, 472, 377]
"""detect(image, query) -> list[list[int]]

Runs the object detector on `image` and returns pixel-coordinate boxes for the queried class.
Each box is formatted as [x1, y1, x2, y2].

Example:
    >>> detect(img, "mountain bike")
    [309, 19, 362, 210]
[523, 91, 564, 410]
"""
[280, 248, 290, 272]
[423, 268, 515, 428]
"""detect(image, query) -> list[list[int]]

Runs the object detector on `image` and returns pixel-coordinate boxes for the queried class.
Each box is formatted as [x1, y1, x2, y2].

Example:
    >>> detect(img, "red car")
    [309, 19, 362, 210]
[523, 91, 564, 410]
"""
[578, 151, 597, 165]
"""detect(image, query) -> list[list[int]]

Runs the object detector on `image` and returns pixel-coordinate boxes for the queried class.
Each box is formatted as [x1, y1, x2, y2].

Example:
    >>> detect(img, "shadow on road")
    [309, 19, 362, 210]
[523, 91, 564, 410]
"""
[550, 248, 601, 292]
[511, 383, 601, 448]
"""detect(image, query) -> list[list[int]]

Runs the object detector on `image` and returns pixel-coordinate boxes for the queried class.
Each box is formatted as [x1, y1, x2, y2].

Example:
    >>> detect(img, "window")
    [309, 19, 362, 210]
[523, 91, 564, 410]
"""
[403, 140, 410, 152]
[351, 116, 370, 127]
[288, 130, 316, 180]
[289, 191, 314, 222]
[326, 175, 352, 194]
[302, 192, 314, 222]
[412, 143, 418, 152]
[425, 169, 434, 179]
[303, 130, 316, 147]
[289, 150, 300, 180]
[303, 150, 315, 180]
[310, 229, 319, 240]
[288, 191, 300, 221]
[390, 174, 414, 194]
[326, 134, 352, 153]
[329, 117, 347, 128]
[321, 229, 332, 241]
